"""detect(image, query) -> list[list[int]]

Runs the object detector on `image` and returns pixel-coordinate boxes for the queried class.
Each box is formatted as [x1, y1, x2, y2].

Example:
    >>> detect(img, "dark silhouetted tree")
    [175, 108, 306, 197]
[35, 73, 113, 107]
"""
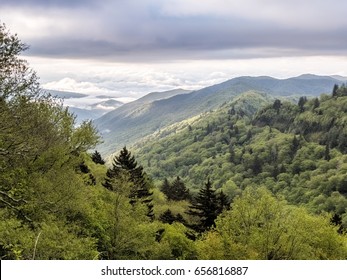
[159, 209, 187, 225]
[273, 99, 282, 114]
[91, 150, 105, 165]
[161, 177, 190, 201]
[298, 96, 307, 112]
[332, 84, 339, 97]
[187, 179, 219, 232]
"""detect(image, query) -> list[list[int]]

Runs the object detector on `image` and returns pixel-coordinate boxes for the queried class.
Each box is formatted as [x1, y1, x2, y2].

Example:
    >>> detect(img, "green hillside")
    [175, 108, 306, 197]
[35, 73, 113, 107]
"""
[135, 86, 347, 227]
[95, 75, 343, 156]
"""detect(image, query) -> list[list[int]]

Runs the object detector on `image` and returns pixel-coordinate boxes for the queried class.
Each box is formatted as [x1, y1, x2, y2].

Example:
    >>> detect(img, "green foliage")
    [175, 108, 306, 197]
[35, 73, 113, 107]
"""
[187, 179, 228, 232]
[103, 146, 153, 218]
[136, 89, 347, 234]
[160, 177, 190, 201]
[197, 187, 347, 260]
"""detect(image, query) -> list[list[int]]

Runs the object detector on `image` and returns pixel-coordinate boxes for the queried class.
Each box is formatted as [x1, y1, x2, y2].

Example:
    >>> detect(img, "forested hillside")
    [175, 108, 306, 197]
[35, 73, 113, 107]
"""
[1, 24, 347, 260]
[135, 85, 347, 228]
[95, 74, 343, 155]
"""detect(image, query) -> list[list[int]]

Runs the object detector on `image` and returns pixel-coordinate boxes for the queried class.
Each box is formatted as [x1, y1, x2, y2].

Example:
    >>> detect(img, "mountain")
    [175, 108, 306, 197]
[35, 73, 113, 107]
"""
[68, 99, 124, 124]
[134, 86, 347, 221]
[94, 75, 343, 156]
[44, 89, 124, 124]
[330, 75, 347, 82]
[94, 89, 192, 154]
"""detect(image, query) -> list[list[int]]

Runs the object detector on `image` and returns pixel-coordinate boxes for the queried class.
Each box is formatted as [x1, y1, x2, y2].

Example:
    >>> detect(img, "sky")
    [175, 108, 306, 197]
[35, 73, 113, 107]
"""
[1, 0, 347, 103]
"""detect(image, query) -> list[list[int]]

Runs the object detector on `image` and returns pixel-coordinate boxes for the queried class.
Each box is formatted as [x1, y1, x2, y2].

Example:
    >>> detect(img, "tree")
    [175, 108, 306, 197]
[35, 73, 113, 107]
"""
[161, 177, 190, 201]
[298, 96, 307, 112]
[160, 178, 171, 198]
[197, 187, 347, 260]
[0, 23, 40, 101]
[91, 150, 105, 165]
[187, 179, 219, 232]
[332, 84, 339, 97]
[273, 99, 282, 114]
[103, 147, 153, 219]
[159, 209, 186, 225]
[0, 24, 102, 259]
[312, 97, 320, 109]
[324, 144, 331, 161]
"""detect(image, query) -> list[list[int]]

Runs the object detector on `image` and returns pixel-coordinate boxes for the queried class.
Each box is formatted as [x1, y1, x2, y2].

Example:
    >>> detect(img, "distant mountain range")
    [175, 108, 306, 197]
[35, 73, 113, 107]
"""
[44, 89, 124, 124]
[94, 74, 345, 156]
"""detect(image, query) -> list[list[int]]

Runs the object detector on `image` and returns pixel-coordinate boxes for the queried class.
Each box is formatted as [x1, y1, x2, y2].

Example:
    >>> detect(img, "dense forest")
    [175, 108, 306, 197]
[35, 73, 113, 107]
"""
[1, 24, 347, 260]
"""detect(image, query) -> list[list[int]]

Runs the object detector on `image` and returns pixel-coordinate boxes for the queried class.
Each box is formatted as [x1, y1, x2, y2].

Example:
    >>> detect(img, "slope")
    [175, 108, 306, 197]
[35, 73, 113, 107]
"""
[95, 75, 343, 156]
[135, 86, 347, 227]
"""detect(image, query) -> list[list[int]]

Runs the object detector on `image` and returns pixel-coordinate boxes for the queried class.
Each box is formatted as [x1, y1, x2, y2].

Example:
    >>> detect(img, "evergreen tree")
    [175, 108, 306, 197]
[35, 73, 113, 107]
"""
[170, 176, 190, 201]
[91, 150, 105, 165]
[273, 99, 282, 114]
[298, 96, 307, 112]
[251, 155, 262, 175]
[103, 146, 153, 219]
[161, 177, 190, 201]
[160, 178, 171, 198]
[324, 144, 331, 161]
[330, 213, 344, 234]
[159, 209, 176, 224]
[332, 84, 339, 97]
[312, 97, 320, 109]
[290, 135, 300, 157]
[187, 179, 219, 232]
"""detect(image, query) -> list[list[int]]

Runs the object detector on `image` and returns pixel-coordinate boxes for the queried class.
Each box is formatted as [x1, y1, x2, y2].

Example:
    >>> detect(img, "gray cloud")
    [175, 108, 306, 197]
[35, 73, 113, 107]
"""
[0, 0, 97, 8]
[1, 0, 347, 61]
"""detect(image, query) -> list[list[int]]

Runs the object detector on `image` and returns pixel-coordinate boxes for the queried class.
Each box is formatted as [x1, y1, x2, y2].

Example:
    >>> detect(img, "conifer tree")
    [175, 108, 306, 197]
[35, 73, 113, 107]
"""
[91, 150, 105, 165]
[298, 96, 307, 112]
[161, 177, 190, 201]
[187, 179, 219, 232]
[159, 209, 176, 224]
[170, 176, 190, 201]
[103, 146, 153, 219]
[160, 178, 171, 198]
[332, 84, 339, 97]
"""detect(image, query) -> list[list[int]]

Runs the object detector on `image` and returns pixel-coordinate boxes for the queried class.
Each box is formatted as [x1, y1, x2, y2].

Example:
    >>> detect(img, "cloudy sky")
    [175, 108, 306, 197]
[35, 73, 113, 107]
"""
[1, 0, 347, 102]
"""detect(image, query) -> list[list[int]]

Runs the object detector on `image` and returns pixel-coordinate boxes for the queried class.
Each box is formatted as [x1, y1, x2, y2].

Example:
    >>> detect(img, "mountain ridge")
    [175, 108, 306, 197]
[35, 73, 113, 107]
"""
[94, 74, 344, 155]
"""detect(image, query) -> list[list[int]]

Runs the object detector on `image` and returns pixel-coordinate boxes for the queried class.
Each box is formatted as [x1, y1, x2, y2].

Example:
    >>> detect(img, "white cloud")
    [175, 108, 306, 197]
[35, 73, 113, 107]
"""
[31, 55, 347, 104]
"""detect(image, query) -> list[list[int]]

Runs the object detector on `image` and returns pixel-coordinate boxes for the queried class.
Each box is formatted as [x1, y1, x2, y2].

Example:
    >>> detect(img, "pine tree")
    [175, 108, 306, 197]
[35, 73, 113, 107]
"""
[91, 150, 105, 165]
[160, 178, 171, 198]
[273, 99, 282, 114]
[298, 96, 307, 112]
[161, 177, 190, 201]
[159, 209, 176, 224]
[170, 176, 190, 201]
[290, 135, 300, 158]
[187, 179, 219, 232]
[103, 146, 153, 219]
[324, 144, 331, 161]
[332, 84, 339, 97]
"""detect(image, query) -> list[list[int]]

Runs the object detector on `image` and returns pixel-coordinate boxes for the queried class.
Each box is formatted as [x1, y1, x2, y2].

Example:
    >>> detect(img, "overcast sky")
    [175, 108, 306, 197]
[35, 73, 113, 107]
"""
[1, 0, 347, 101]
